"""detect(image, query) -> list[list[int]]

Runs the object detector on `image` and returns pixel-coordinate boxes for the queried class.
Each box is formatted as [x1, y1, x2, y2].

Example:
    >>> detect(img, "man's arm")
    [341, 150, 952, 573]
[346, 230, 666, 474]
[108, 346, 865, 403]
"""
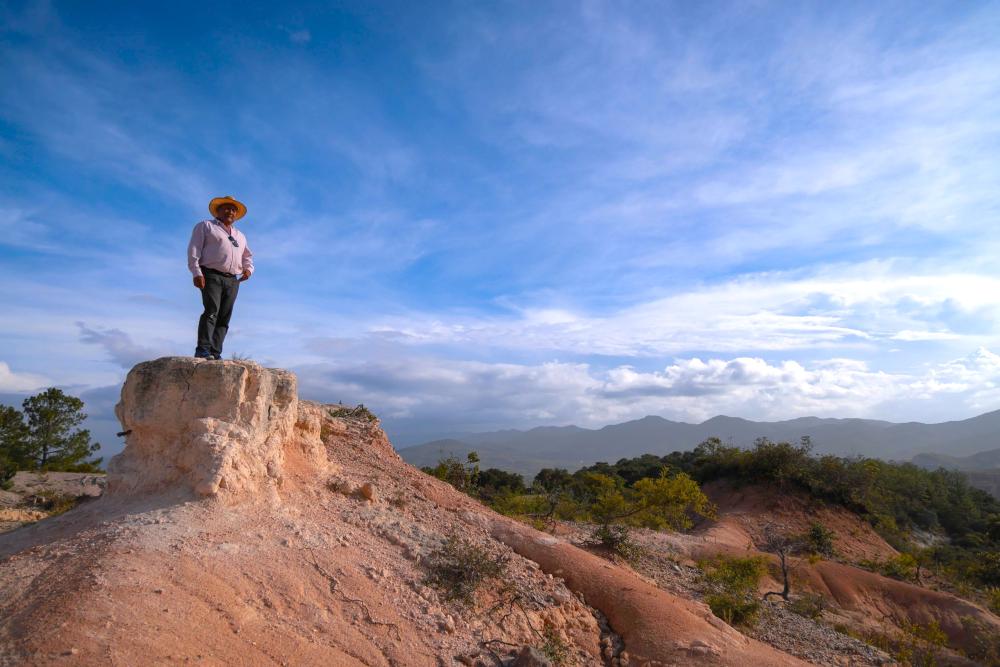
[241, 237, 254, 281]
[188, 223, 206, 288]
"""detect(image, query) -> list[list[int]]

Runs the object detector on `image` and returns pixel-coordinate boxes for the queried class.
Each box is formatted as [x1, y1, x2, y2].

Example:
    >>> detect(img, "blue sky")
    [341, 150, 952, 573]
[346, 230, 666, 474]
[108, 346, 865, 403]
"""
[2, 1, 1000, 456]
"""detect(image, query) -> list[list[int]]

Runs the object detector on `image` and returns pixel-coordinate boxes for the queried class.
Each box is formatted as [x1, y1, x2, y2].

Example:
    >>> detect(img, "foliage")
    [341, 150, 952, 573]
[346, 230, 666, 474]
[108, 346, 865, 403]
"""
[534, 468, 573, 492]
[988, 587, 1000, 615]
[599, 437, 1000, 590]
[431, 457, 715, 543]
[25, 489, 80, 516]
[964, 551, 1000, 587]
[579, 469, 715, 532]
[701, 554, 767, 593]
[423, 534, 508, 604]
[590, 524, 641, 561]
[0, 405, 28, 486]
[476, 468, 526, 501]
[861, 553, 920, 582]
[704, 593, 761, 627]
[788, 592, 827, 620]
[0, 389, 102, 473]
[539, 620, 569, 666]
[894, 620, 948, 667]
[699, 555, 766, 627]
[802, 522, 836, 557]
[960, 615, 1000, 664]
[328, 403, 379, 423]
[421, 452, 480, 493]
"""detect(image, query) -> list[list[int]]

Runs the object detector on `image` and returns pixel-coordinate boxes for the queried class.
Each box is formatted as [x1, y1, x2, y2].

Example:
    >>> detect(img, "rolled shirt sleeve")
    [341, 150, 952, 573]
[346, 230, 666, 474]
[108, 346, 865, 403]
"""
[187, 222, 206, 277]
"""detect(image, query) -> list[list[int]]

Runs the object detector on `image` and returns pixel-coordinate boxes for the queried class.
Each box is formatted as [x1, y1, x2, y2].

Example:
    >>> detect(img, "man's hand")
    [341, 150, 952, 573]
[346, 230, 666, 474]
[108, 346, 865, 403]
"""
[241, 269, 251, 281]
[193, 275, 206, 289]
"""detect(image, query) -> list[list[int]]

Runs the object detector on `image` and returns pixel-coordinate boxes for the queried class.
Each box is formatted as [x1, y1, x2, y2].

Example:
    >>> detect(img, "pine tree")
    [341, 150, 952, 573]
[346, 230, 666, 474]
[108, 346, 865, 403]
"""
[0, 404, 27, 486]
[21, 388, 102, 471]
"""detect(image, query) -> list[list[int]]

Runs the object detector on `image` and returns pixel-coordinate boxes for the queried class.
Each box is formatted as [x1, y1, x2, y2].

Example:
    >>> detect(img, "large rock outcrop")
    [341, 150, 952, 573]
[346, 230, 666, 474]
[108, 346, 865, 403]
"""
[107, 357, 324, 501]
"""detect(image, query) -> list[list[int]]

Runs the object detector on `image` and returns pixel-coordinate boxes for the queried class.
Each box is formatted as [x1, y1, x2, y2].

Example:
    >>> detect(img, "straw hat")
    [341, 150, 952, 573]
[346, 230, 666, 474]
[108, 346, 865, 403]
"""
[208, 195, 247, 220]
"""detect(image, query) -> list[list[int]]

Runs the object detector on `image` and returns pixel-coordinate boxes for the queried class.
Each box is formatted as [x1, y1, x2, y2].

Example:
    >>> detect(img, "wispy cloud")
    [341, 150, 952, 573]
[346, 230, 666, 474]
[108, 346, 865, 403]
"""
[77, 323, 173, 369]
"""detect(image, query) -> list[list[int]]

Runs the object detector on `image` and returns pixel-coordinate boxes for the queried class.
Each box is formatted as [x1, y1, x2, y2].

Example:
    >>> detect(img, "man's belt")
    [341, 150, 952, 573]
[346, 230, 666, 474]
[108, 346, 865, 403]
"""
[201, 266, 238, 278]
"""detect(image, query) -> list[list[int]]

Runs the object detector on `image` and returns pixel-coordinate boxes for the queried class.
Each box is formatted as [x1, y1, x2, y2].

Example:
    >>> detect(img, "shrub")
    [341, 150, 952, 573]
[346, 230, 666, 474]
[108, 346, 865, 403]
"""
[422, 452, 480, 494]
[326, 477, 352, 494]
[880, 553, 919, 582]
[894, 620, 947, 667]
[699, 555, 766, 627]
[590, 523, 641, 561]
[802, 522, 836, 557]
[988, 587, 1000, 615]
[788, 592, 827, 620]
[476, 468, 526, 501]
[26, 490, 80, 516]
[701, 554, 766, 594]
[328, 404, 379, 423]
[705, 593, 761, 627]
[960, 615, 1000, 664]
[423, 534, 508, 604]
[540, 620, 569, 665]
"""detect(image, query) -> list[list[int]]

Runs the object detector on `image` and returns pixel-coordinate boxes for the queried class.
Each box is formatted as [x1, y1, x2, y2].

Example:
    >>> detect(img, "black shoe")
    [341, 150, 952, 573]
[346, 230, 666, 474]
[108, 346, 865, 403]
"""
[194, 353, 213, 360]
[212, 354, 223, 360]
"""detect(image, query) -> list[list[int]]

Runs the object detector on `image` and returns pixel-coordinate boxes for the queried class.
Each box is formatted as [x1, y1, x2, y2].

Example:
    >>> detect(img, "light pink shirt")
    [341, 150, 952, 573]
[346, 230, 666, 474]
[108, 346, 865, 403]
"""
[187, 219, 254, 278]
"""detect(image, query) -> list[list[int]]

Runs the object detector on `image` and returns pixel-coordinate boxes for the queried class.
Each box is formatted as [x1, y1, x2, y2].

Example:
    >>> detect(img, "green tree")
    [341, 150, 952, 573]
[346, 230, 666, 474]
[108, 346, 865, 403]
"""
[20, 388, 102, 471]
[533, 468, 572, 493]
[0, 405, 28, 485]
[422, 451, 480, 493]
[476, 468, 526, 501]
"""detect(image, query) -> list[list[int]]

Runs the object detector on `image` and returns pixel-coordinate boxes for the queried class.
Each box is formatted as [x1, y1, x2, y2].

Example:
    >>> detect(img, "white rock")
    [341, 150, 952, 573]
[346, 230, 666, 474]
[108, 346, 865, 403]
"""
[107, 358, 328, 503]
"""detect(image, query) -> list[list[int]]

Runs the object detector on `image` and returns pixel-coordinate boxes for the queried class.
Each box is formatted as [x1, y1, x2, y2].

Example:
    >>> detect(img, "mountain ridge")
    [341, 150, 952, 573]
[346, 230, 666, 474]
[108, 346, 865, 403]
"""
[400, 410, 1000, 479]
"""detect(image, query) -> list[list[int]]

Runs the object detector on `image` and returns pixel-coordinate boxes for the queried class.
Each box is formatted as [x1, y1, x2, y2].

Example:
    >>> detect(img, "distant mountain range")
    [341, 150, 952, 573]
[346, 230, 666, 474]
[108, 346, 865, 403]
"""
[398, 410, 1000, 480]
[911, 448, 1000, 471]
[912, 448, 1000, 499]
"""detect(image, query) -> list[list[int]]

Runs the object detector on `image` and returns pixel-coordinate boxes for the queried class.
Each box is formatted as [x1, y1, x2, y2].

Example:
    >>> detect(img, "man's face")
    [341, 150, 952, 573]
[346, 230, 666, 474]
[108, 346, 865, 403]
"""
[216, 204, 238, 224]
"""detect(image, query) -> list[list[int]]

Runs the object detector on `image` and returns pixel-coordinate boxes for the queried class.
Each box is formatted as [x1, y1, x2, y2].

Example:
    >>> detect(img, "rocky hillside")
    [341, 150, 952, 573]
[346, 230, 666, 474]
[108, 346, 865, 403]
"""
[0, 358, 809, 666]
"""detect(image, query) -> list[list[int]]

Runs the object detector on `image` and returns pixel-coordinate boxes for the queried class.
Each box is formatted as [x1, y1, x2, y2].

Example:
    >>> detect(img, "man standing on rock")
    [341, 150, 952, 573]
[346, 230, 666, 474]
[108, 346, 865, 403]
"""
[187, 195, 254, 360]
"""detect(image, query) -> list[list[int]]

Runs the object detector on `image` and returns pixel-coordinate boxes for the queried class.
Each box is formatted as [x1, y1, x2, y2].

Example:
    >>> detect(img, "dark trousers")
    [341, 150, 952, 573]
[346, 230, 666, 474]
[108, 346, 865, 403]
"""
[196, 270, 240, 358]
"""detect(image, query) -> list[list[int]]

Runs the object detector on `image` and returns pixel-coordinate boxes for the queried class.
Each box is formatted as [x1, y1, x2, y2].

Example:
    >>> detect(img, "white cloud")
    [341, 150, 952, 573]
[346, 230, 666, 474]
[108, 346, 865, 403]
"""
[295, 347, 1000, 437]
[0, 361, 48, 392]
[890, 330, 960, 342]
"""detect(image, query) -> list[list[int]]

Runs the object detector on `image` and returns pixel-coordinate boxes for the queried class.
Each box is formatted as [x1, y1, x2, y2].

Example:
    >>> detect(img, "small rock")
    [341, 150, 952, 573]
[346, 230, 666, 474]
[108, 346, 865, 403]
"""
[438, 615, 455, 633]
[62, 648, 79, 656]
[154, 588, 164, 594]
[358, 483, 376, 502]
